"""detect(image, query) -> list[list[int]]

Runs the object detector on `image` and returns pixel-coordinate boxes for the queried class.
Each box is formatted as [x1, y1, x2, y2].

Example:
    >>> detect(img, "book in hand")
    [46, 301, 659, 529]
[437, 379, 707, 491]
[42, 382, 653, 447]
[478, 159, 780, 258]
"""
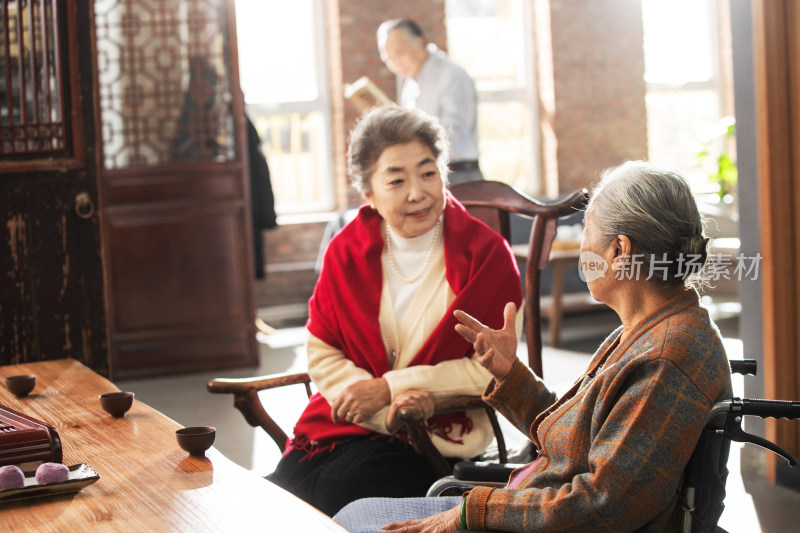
[344, 77, 393, 112]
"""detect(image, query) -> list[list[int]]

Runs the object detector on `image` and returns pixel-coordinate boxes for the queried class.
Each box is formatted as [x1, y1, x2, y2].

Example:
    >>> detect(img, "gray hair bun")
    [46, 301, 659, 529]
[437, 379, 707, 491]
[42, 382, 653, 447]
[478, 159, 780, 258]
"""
[673, 234, 710, 280]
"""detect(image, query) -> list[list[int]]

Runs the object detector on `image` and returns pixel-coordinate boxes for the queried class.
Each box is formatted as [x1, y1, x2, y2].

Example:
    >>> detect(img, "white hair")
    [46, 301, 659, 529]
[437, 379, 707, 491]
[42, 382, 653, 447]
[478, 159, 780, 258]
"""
[587, 161, 709, 287]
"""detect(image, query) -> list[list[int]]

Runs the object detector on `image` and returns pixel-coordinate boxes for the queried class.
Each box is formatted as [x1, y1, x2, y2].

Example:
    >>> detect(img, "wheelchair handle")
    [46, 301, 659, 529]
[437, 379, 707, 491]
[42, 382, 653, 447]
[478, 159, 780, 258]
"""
[718, 398, 800, 466]
[737, 398, 800, 420]
[729, 359, 757, 376]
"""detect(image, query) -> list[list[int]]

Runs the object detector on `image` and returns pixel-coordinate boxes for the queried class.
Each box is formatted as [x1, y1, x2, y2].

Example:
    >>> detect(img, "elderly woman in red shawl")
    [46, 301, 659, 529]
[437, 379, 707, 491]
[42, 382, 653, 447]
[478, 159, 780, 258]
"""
[267, 106, 522, 516]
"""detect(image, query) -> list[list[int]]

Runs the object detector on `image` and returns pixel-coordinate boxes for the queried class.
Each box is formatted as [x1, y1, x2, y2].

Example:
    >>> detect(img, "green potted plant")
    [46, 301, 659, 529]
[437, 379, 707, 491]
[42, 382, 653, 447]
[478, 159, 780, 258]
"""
[696, 117, 737, 204]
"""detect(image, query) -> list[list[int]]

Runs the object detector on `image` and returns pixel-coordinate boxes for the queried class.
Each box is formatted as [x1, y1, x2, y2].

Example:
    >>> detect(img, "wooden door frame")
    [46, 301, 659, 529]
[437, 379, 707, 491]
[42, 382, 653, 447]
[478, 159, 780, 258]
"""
[752, 0, 800, 482]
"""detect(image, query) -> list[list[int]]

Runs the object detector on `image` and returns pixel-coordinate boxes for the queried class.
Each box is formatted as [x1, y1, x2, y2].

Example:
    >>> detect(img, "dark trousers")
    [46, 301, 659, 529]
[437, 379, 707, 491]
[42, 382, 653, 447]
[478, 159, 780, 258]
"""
[268, 436, 450, 516]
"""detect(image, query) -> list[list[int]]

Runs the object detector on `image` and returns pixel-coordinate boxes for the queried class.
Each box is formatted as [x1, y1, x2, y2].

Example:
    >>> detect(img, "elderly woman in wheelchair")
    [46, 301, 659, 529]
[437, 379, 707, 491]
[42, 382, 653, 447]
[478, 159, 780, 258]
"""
[334, 161, 735, 532]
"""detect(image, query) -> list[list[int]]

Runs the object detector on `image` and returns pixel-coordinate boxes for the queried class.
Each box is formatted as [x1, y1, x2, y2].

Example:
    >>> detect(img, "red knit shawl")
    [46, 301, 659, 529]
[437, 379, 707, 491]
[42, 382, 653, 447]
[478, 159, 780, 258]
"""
[290, 191, 522, 453]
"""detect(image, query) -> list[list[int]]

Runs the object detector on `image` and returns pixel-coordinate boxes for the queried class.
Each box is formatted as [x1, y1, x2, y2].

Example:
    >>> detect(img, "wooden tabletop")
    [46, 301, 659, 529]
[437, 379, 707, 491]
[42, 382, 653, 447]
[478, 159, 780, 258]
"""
[0, 358, 347, 532]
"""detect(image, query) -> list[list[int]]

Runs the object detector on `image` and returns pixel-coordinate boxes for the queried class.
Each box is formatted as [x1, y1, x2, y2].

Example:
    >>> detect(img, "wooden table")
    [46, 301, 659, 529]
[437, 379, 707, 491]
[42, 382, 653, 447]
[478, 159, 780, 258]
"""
[0, 359, 347, 532]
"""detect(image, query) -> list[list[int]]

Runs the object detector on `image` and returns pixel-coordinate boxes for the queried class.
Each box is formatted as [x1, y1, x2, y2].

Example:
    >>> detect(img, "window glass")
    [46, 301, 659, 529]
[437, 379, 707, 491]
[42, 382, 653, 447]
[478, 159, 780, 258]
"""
[236, 0, 318, 103]
[446, 0, 526, 92]
[478, 101, 534, 192]
[642, 0, 714, 84]
[95, 0, 236, 168]
[1, 0, 66, 156]
[252, 111, 331, 213]
[236, 0, 333, 214]
[646, 90, 720, 171]
[642, 0, 734, 205]
[446, 0, 538, 193]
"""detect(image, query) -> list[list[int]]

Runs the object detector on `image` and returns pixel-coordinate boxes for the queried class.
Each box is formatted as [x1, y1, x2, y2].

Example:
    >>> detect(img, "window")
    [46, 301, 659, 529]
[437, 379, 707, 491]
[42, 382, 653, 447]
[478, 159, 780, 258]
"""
[446, 0, 539, 194]
[236, 0, 334, 214]
[642, 0, 735, 205]
[1, 0, 70, 160]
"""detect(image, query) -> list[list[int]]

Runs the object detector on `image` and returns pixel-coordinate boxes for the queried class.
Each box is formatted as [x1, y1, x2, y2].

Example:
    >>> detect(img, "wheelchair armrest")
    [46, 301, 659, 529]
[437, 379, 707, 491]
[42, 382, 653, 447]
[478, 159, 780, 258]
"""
[425, 461, 521, 498]
[453, 461, 522, 483]
[426, 475, 507, 497]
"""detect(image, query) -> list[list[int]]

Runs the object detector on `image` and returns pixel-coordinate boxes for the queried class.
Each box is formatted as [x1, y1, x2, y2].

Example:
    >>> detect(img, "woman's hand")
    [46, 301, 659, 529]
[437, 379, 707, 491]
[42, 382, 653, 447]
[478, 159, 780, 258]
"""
[454, 301, 519, 382]
[382, 504, 461, 532]
[331, 377, 391, 424]
[384, 389, 434, 433]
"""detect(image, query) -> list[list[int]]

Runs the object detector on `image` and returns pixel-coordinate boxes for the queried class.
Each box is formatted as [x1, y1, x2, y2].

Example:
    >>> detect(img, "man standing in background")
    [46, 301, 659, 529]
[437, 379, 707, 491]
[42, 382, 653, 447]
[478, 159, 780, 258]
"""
[377, 19, 483, 184]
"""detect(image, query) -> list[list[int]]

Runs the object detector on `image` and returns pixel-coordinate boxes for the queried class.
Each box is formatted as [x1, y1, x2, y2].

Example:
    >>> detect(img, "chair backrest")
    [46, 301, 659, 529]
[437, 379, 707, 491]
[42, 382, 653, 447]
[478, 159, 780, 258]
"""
[450, 181, 589, 377]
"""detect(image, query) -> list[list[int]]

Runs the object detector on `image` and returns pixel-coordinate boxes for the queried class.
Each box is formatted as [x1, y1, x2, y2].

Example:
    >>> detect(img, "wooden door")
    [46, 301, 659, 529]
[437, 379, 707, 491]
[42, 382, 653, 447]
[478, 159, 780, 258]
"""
[0, 1, 108, 373]
[94, 0, 257, 379]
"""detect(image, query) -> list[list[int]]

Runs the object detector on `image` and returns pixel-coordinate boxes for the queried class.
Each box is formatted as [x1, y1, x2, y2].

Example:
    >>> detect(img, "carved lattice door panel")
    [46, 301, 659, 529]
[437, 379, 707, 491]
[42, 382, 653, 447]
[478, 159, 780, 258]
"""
[1, 0, 67, 155]
[94, 0, 256, 378]
[0, 1, 108, 371]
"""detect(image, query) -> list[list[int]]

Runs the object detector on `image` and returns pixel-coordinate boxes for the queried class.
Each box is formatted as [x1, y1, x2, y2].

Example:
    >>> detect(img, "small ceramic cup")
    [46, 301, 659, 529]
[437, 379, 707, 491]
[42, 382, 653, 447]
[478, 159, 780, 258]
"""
[176, 426, 216, 457]
[4, 375, 36, 397]
[99, 391, 135, 418]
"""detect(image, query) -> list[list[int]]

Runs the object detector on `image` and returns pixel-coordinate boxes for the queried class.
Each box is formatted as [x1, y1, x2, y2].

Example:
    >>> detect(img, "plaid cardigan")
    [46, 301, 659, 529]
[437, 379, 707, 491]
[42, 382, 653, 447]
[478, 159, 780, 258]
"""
[467, 290, 732, 532]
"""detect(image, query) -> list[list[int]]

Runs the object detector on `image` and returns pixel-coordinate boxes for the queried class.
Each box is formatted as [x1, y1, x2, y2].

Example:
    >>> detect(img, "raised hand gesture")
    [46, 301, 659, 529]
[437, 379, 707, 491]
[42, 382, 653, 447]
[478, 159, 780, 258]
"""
[454, 302, 519, 382]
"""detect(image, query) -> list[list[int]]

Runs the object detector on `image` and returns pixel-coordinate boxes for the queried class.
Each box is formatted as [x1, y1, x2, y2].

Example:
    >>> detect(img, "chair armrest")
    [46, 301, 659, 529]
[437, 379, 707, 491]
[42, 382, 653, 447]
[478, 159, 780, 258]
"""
[206, 372, 313, 453]
[398, 395, 509, 479]
[207, 372, 312, 394]
[397, 395, 487, 422]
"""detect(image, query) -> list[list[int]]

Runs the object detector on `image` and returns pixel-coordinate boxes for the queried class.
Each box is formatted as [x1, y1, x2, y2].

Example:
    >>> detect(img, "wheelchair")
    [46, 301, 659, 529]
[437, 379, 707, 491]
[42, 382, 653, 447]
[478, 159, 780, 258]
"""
[426, 359, 800, 533]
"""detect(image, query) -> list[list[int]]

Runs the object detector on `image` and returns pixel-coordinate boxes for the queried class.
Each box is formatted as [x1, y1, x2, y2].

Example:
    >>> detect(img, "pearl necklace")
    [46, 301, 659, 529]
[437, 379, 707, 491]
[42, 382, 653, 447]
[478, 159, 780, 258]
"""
[385, 220, 442, 284]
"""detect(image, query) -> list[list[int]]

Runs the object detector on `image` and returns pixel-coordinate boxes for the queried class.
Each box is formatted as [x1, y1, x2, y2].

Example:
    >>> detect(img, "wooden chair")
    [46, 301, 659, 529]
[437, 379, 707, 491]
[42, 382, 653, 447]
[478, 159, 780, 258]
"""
[396, 182, 588, 476]
[448, 181, 588, 377]
[207, 181, 589, 479]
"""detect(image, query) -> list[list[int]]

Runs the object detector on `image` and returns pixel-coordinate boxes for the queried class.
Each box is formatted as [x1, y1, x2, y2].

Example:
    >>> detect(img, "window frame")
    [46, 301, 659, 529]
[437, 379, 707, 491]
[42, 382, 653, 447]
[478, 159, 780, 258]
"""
[445, 0, 540, 195]
[642, 0, 733, 193]
[238, 0, 335, 216]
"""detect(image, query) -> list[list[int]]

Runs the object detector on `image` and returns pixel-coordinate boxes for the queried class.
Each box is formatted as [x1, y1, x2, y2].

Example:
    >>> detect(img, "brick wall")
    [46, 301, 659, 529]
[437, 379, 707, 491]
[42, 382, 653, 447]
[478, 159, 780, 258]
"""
[257, 221, 327, 310]
[545, 0, 648, 194]
[265, 222, 327, 267]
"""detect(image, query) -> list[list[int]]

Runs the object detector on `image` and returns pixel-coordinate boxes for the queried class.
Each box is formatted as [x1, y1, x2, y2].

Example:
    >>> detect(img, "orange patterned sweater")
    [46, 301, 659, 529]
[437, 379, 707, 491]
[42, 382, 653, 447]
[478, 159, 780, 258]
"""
[468, 290, 732, 532]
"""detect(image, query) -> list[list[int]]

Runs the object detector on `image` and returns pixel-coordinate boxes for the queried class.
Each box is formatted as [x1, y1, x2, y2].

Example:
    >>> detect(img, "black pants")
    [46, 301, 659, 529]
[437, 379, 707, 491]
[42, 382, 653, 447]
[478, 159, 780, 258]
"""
[268, 436, 450, 516]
